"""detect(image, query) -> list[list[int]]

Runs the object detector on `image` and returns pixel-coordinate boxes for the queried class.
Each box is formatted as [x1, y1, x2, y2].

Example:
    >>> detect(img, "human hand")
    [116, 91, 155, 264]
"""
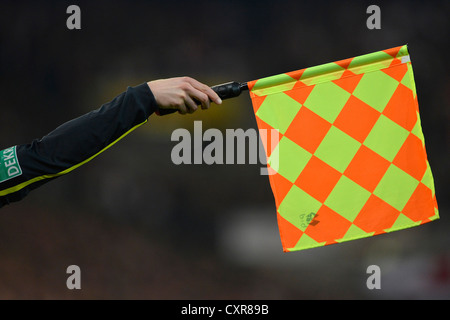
[147, 76, 222, 115]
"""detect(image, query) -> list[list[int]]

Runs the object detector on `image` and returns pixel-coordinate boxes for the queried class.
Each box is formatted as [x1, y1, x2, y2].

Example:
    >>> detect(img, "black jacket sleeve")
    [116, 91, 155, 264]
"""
[0, 83, 158, 208]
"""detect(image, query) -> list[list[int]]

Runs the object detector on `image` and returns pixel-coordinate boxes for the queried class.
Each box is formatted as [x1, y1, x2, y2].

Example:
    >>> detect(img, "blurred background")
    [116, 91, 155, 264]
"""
[0, 0, 448, 299]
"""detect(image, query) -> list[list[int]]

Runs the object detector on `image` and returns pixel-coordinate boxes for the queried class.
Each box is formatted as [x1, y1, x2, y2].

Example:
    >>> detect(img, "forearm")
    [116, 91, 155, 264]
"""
[0, 83, 157, 207]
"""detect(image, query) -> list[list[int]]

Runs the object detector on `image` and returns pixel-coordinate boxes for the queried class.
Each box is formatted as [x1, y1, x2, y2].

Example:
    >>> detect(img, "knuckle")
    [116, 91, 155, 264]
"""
[177, 90, 188, 100]
[179, 83, 188, 91]
[201, 93, 209, 103]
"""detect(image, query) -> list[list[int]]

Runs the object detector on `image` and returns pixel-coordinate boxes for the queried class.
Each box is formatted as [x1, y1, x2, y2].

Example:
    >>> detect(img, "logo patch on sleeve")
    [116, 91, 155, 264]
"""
[0, 146, 22, 183]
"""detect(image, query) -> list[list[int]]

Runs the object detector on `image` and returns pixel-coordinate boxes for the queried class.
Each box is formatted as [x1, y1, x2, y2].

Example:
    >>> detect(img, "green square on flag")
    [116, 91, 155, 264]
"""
[256, 93, 301, 134]
[352, 70, 400, 112]
[278, 185, 322, 232]
[324, 176, 371, 222]
[314, 126, 361, 173]
[269, 136, 312, 183]
[374, 164, 420, 211]
[304, 81, 351, 123]
[364, 115, 409, 162]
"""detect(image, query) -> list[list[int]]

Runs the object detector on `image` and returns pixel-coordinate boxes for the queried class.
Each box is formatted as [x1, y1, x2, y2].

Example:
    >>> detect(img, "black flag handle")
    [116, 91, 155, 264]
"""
[212, 81, 248, 100]
[155, 81, 248, 115]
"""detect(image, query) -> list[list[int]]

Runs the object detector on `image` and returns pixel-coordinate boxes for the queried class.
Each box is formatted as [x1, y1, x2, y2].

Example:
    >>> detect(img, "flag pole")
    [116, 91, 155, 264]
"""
[211, 81, 248, 100]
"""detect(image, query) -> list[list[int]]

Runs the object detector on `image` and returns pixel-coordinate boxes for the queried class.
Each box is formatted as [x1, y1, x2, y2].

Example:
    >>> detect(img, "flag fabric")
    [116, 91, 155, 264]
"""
[248, 45, 439, 252]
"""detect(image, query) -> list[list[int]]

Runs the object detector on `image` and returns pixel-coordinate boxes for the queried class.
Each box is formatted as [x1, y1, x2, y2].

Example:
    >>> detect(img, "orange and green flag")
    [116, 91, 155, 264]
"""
[248, 45, 439, 252]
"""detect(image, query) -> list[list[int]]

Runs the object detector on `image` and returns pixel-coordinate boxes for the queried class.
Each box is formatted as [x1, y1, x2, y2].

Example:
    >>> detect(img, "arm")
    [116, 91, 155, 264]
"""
[0, 77, 221, 207]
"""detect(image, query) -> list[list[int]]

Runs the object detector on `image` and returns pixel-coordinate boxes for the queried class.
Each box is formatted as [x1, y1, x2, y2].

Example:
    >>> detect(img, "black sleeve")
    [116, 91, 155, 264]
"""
[0, 83, 158, 208]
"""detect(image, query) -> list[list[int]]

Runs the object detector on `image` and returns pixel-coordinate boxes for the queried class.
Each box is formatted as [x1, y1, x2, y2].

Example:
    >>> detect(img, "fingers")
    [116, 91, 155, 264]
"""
[184, 77, 222, 107]
[179, 94, 198, 114]
[147, 76, 223, 116]
[183, 83, 211, 111]
[176, 77, 223, 114]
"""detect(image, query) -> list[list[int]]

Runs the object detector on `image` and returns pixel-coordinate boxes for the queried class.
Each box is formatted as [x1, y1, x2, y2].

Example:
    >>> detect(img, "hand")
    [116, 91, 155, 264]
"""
[147, 76, 222, 115]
